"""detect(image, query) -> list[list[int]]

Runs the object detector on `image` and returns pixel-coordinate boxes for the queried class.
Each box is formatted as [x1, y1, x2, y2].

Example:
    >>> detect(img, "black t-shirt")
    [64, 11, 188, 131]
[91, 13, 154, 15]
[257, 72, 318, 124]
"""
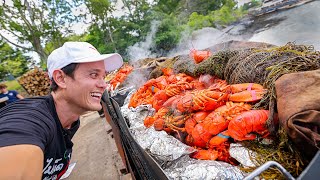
[0, 95, 80, 180]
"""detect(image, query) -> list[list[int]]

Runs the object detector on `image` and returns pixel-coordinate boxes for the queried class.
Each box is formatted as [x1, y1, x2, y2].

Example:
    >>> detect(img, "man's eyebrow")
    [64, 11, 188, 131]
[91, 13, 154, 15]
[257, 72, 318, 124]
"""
[89, 69, 102, 73]
[90, 68, 107, 76]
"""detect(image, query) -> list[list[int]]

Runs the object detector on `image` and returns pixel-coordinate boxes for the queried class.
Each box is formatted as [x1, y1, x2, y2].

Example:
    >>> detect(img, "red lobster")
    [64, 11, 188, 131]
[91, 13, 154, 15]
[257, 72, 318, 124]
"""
[228, 110, 270, 141]
[189, 49, 212, 64]
[228, 83, 267, 102]
[175, 89, 228, 112]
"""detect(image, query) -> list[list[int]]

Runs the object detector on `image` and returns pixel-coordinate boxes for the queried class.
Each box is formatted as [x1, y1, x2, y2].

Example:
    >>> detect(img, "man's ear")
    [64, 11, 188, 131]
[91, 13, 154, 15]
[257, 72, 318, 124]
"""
[52, 69, 67, 89]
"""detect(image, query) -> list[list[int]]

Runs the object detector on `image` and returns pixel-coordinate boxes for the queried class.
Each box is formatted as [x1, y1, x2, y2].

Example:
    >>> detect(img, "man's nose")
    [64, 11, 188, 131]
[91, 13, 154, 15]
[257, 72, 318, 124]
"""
[97, 79, 107, 89]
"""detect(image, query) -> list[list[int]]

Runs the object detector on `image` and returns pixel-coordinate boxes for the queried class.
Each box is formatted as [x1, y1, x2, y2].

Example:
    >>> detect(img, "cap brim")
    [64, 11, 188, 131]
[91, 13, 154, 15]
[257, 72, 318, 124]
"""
[101, 53, 123, 72]
[77, 53, 123, 72]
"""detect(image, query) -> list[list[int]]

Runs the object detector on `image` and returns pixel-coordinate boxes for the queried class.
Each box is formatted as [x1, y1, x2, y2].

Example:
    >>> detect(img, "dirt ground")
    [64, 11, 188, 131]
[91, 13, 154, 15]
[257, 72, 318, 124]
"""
[66, 111, 130, 180]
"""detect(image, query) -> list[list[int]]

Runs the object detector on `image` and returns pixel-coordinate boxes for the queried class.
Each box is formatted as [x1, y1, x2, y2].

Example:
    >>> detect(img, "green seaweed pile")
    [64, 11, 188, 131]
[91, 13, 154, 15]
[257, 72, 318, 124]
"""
[240, 127, 309, 179]
[194, 50, 240, 79]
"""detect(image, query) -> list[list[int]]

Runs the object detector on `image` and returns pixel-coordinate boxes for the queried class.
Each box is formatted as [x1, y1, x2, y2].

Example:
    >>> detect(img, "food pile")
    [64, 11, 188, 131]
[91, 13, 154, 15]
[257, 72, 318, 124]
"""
[108, 64, 133, 90]
[129, 69, 269, 165]
[122, 42, 320, 178]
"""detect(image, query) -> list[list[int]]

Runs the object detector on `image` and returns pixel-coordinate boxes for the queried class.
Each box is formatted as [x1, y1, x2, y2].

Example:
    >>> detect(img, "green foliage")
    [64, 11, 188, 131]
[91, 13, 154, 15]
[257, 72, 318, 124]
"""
[181, 0, 231, 16]
[212, 5, 236, 26]
[0, 40, 32, 81]
[83, 0, 154, 59]
[0, 0, 84, 64]
[212, 2, 246, 26]
[0, 0, 250, 67]
[187, 12, 214, 30]
[153, 0, 181, 15]
[4, 80, 22, 91]
[187, 0, 247, 30]
[153, 15, 184, 53]
[242, 0, 262, 11]
[84, 25, 113, 53]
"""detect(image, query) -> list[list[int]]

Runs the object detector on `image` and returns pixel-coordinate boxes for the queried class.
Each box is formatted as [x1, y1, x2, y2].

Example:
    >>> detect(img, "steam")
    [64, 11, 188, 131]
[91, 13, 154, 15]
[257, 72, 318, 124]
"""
[127, 20, 160, 62]
[168, 27, 244, 57]
[124, 21, 246, 89]
[125, 21, 162, 89]
[124, 68, 151, 90]
[126, 20, 246, 61]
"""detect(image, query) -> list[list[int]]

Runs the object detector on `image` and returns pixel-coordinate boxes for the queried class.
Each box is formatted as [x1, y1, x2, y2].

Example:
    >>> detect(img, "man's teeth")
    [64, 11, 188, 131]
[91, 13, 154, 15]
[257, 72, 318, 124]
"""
[90, 92, 101, 98]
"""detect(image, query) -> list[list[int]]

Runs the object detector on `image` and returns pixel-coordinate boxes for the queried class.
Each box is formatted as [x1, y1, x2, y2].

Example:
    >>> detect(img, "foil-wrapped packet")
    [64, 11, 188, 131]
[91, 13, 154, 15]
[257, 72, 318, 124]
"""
[132, 126, 195, 162]
[229, 143, 257, 168]
[164, 156, 244, 180]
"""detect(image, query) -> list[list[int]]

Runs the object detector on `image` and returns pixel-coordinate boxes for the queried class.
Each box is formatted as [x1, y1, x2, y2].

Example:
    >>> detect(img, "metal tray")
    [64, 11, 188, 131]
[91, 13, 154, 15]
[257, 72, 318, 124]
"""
[101, 91, 169, 180]
[102, 90, 320, 180]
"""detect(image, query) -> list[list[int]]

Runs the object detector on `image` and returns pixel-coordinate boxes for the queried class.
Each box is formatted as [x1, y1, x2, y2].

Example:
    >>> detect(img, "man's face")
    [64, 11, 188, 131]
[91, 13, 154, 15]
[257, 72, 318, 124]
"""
[64, 61, 107, 112]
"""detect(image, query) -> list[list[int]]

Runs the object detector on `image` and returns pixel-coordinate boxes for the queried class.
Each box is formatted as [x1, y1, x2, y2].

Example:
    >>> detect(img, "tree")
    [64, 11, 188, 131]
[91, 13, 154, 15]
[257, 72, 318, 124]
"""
[120, 0, 153, 42]
[0, 40, 32, 81]
[84, 0, 154, 58]
[85, 0, 117, 52]
[183, 0, 232, 15]
[0, 0, 84, 66]
[153, 14, 184, 54]
[187, 12, 213, 30]
[152, 0, 181, 15]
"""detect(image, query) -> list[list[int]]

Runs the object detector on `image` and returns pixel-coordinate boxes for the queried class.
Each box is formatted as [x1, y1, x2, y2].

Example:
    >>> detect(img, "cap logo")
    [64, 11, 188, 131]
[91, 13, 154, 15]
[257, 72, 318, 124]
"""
[89, 46, 98, 51]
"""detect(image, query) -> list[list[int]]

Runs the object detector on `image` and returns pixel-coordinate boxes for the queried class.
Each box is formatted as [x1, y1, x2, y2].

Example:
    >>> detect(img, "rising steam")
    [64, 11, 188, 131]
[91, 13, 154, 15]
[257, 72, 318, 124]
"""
[127, 21, 160, 62]
[168, 27, 244, 57]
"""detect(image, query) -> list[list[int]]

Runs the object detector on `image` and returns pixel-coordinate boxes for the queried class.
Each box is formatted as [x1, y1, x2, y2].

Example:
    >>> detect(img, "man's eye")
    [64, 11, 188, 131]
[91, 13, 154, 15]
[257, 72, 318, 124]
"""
[90, 73, 98, 78]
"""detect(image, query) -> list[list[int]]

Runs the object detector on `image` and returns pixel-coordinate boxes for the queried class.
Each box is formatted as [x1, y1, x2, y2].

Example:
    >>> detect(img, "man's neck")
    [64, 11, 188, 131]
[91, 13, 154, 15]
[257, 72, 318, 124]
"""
[51, 92, 81, 129]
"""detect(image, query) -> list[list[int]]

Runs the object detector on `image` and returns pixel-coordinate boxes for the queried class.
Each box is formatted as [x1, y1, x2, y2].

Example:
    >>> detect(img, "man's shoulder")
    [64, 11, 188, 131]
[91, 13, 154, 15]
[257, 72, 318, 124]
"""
[12, 95, 49, 106]
[0, 96, 56, 138]
[0, 96, 53, 117]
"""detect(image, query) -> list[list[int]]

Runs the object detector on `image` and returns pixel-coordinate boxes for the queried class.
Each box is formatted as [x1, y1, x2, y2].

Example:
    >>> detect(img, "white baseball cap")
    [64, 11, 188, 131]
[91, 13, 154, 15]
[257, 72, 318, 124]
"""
[47, 42, 123, 79]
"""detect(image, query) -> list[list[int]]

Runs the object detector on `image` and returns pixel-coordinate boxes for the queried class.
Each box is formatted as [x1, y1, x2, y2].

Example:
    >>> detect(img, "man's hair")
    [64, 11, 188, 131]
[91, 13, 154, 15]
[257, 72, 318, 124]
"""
[50, 63, 79, 91]
[0, 83, 7, 89]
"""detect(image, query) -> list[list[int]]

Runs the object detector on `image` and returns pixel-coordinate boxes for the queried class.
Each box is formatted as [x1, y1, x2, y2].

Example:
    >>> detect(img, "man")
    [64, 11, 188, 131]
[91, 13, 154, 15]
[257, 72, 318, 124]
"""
[0, 83, 24, 104]
[0, 42, 123, 180]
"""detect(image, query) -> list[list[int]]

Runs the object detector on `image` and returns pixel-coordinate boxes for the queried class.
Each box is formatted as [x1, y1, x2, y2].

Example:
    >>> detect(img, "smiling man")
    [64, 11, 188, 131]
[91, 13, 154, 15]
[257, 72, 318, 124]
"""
[0, 42, 123, 180]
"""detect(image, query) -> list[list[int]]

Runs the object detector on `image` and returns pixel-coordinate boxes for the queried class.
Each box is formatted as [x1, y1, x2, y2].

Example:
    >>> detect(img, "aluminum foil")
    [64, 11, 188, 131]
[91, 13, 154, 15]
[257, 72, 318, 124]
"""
[164, 156, 244, 180]
[119, 91, 248, 179]
[121, 104, 155, 128]
[229, 143, 257, 168]
[121, 102, 195, 162]
[122, 88, 137, 108]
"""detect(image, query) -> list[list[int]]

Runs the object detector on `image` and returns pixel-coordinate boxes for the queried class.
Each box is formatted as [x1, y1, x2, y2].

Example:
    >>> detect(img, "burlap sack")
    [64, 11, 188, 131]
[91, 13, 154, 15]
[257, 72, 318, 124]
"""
[275, 69, 320, 159]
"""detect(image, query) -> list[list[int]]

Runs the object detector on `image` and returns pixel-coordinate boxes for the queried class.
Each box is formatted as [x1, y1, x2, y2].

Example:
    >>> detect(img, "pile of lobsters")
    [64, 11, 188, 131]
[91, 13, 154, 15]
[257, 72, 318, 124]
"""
[128, 68, 274, 165]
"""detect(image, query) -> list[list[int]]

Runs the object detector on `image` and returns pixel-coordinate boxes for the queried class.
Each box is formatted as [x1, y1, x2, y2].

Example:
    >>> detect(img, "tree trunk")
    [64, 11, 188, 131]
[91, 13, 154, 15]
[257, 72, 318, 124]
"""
[25, 0, 48, 65]
[106, 20, 117, 52]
